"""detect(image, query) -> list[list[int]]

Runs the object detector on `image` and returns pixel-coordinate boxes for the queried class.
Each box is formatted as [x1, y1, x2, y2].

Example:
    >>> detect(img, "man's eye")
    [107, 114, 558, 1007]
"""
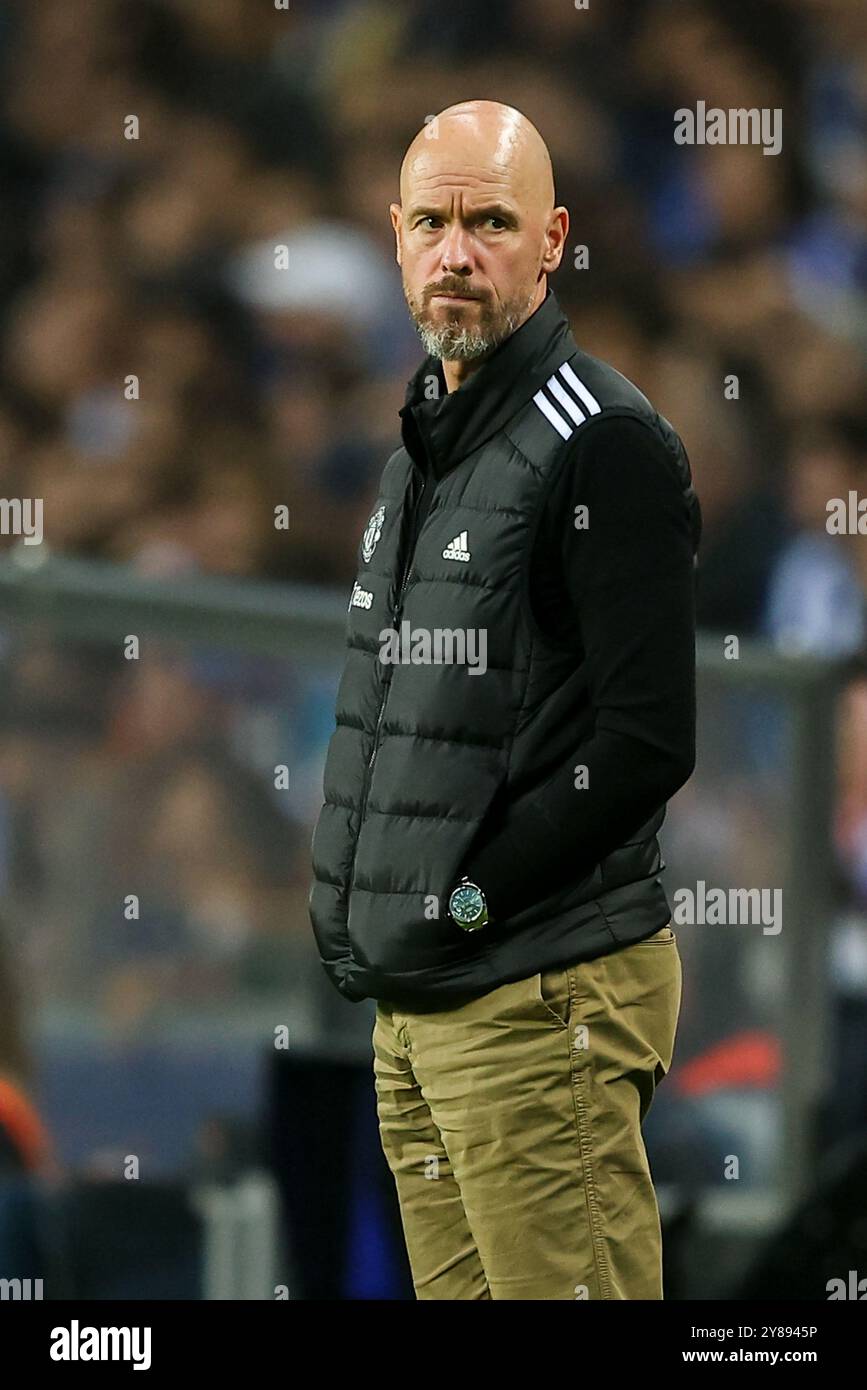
[416, 216, 507, 230]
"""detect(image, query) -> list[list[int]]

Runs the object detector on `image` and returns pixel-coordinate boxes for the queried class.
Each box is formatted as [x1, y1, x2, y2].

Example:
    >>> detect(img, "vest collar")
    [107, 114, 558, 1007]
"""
[399, 287, 578, 477]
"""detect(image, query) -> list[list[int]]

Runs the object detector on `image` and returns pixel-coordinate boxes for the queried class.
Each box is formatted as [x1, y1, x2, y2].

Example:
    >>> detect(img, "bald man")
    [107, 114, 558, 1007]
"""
[393, 101, 560, 385]
[309, 101, 702, 1299]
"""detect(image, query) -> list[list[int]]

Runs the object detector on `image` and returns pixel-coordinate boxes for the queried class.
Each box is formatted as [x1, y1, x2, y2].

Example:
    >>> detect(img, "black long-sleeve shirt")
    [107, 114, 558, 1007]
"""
[449, 411, 698, 920]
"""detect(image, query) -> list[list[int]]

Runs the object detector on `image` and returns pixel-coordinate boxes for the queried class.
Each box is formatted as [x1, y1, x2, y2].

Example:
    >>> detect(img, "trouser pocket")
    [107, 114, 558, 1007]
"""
[633, 922, 676, 944]
[535, 965, 573, 1029]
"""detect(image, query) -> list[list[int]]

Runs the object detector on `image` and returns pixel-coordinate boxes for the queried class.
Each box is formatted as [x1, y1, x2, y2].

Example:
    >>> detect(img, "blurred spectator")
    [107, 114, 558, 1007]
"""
[763, 413, 867, 655]
[0, 0, 861, 615]
[0, 916, 54, 1176]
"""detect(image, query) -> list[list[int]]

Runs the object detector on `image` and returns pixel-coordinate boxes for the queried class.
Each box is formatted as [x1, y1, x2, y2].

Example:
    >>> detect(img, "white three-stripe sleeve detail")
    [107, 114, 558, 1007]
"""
[558, 361, 602, 415]
[546, 373, 587, 426]
[533, 389, 572, 440]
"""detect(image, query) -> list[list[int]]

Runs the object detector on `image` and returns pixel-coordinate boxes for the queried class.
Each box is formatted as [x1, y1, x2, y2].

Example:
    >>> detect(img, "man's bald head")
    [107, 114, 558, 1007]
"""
[390, 100, 568, 378]
[400, 101, 556, 221]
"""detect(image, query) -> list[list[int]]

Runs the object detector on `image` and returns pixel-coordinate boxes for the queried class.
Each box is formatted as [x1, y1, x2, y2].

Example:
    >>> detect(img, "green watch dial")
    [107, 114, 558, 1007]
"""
[449, 881, 488, 930]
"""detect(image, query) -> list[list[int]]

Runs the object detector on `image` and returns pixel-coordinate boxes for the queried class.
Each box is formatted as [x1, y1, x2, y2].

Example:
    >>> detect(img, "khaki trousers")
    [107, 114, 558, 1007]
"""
[373, 923, 681, 1299]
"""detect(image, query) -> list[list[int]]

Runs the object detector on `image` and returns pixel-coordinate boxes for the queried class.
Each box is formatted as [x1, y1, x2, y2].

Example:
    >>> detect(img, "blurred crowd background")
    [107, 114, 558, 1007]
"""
[0, 0, 866, 1297]
[0, 0, 865, 617]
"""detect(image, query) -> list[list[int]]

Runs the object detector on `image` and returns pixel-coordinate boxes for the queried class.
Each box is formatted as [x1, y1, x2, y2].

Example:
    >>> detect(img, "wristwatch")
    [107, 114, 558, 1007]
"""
[447, 877, 490, 931]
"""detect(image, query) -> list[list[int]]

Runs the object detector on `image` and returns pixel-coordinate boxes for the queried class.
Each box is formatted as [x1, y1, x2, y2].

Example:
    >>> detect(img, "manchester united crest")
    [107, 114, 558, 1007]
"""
[361, 504, 385, 562]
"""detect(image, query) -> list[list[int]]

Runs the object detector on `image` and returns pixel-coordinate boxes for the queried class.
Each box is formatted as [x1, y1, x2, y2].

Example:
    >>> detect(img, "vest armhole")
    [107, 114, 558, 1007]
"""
[511, 406, 689, 652]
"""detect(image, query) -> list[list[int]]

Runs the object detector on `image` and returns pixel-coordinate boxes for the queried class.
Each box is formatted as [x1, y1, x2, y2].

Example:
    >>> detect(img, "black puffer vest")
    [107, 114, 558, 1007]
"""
[309, 289, 700, 1008]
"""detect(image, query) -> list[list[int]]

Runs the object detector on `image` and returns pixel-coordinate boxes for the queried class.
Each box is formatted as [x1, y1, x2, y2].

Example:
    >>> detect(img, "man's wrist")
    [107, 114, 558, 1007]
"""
[447, 877, 491, 930]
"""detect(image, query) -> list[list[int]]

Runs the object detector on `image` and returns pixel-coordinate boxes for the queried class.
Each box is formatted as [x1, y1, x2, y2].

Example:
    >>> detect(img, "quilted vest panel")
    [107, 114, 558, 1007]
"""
[309, 348, 698, 1004]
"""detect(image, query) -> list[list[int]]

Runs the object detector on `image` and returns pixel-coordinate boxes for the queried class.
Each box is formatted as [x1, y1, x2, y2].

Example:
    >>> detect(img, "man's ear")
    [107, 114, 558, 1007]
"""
[389, 203, 402, 266]
[541, 207, 569, 274]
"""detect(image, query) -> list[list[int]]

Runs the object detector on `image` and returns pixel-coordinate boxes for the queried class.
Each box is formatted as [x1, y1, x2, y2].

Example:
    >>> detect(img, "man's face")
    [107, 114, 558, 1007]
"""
[390, 152, 551, 362]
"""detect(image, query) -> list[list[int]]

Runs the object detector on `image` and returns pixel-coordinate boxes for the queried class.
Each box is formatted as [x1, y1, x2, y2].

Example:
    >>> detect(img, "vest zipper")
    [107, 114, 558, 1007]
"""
[349, 464, 429, 889]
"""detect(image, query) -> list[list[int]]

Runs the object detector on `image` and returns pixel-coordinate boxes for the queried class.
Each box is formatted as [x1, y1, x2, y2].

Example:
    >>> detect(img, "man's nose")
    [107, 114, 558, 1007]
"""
[440, 223, 474, 273]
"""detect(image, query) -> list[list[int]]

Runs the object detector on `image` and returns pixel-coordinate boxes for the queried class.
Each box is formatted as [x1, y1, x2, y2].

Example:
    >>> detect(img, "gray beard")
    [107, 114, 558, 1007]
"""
[410, 286, 538, 362]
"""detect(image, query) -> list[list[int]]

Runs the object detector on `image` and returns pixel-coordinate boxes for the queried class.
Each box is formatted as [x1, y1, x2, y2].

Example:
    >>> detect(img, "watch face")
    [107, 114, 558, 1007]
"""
[450, 884, 484, 928]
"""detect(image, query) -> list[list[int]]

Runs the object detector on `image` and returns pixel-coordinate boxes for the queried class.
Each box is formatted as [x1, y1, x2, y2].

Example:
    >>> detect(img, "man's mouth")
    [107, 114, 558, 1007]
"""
[431, 292, 479, 302]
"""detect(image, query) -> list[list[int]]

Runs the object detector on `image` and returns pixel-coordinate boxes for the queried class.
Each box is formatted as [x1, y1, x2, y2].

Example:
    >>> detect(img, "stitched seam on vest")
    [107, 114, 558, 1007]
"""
[481, 435, 539, 776]
[373, 730, 506, 751]
[345, 635, 531, 670]
[491, 430, 568, 736]
[362, 808, 480, 822]
[343, 642, 530, 673]
[421, 499, 528, 517]
[395, 574, 515, 592]
[498, 424, 584, 660]
[349, 886, 446, 896]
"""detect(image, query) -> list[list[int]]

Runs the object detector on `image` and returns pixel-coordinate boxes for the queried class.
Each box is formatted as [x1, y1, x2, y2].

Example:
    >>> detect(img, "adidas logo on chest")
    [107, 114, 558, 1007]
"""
[442, 530, 471, 562]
